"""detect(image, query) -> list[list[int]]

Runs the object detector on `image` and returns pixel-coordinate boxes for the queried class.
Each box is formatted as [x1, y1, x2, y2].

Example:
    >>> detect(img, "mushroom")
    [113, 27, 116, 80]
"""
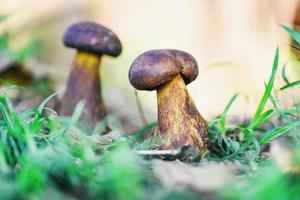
[59, 21, 122, 128]
[129, 49, 208, 157]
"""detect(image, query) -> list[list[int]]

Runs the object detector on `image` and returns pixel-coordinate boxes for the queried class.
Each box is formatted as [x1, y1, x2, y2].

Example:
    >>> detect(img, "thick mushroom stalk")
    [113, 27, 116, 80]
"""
[129, 49, 208, 157]
[60, 51, 105, 126]
[156, 74, 207, 154]
[59, 21, 122, 129]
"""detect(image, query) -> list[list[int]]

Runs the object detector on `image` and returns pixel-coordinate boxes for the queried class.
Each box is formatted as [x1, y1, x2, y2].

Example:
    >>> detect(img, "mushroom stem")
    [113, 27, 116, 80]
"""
[155, 74, 207, 155]
[60, 51, 106, 127]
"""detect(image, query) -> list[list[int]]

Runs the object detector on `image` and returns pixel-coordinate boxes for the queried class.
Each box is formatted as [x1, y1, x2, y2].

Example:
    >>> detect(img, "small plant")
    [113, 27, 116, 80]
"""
[208, 47, 300, 163]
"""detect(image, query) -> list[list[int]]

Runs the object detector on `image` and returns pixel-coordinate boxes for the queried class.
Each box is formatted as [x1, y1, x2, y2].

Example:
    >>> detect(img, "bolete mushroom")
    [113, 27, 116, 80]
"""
[129, 49, 208, 157]
[59, 21, 122, 128]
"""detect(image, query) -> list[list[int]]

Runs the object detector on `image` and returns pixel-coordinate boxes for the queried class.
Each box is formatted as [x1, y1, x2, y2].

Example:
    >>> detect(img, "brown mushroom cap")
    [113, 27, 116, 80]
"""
[63, 21, 122, 57]
[129, 49, 198, 90]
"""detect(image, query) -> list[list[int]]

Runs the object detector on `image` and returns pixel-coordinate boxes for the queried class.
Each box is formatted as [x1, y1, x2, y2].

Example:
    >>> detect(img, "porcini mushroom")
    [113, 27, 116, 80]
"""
[129, 49, 208, 157]
[59, 21, 122, 128]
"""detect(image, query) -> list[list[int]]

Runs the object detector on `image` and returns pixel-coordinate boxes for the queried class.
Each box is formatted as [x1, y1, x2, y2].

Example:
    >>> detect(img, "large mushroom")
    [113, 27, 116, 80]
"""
[59, 21, 122, 128]
[129, 49, 208, 157]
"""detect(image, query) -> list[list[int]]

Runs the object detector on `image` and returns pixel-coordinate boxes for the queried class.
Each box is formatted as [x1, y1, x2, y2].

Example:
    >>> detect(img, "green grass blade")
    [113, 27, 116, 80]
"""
[37, 91, 59, 113]
[259, 121, 300, 145]
[281, 63, 290, 84]
[219, 93, 239, 135]
[250, 47, 279, 125]
[280, 24, 300, 45]
[0, 97, 14, 131]
[280, 80, 300, 90]
[248, 109, 274, 130]
[29, 115, 44, 135]
[70, 101, 85, 125]
[0, 85, 21, 93]
[0, 145, 9, 172]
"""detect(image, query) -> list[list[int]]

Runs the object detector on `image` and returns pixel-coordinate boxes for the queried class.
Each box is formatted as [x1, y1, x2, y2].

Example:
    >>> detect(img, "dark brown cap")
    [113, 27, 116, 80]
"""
[129, 49, 198, 90]
[63, 21, 122, 57]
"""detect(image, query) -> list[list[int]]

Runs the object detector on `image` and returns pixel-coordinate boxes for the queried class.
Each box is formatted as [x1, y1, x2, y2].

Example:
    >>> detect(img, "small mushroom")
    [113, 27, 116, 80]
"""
[129, 49, 208, 157]
[59, 21, 122, 128]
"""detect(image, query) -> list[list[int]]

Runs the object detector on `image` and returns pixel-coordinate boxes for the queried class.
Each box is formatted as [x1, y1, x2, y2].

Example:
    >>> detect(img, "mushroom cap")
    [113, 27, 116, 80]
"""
[63, 21, 122, 57]
[129, 49, 198, 90]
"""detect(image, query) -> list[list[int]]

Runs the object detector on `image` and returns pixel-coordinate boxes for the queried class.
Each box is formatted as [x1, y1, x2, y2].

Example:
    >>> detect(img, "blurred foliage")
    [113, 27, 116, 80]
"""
[0, 91, 146, 199]
[0, 16, 40, 66]
[220, 160, 300, 200]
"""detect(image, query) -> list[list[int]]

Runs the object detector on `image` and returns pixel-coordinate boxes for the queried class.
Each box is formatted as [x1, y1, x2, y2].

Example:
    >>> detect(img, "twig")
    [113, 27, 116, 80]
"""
[137, 149, 181, 156]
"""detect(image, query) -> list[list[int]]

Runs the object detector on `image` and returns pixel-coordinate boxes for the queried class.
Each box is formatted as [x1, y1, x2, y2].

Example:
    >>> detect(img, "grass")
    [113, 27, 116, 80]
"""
[0, 91, 146, 199]
[0, 23, 299, 199]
